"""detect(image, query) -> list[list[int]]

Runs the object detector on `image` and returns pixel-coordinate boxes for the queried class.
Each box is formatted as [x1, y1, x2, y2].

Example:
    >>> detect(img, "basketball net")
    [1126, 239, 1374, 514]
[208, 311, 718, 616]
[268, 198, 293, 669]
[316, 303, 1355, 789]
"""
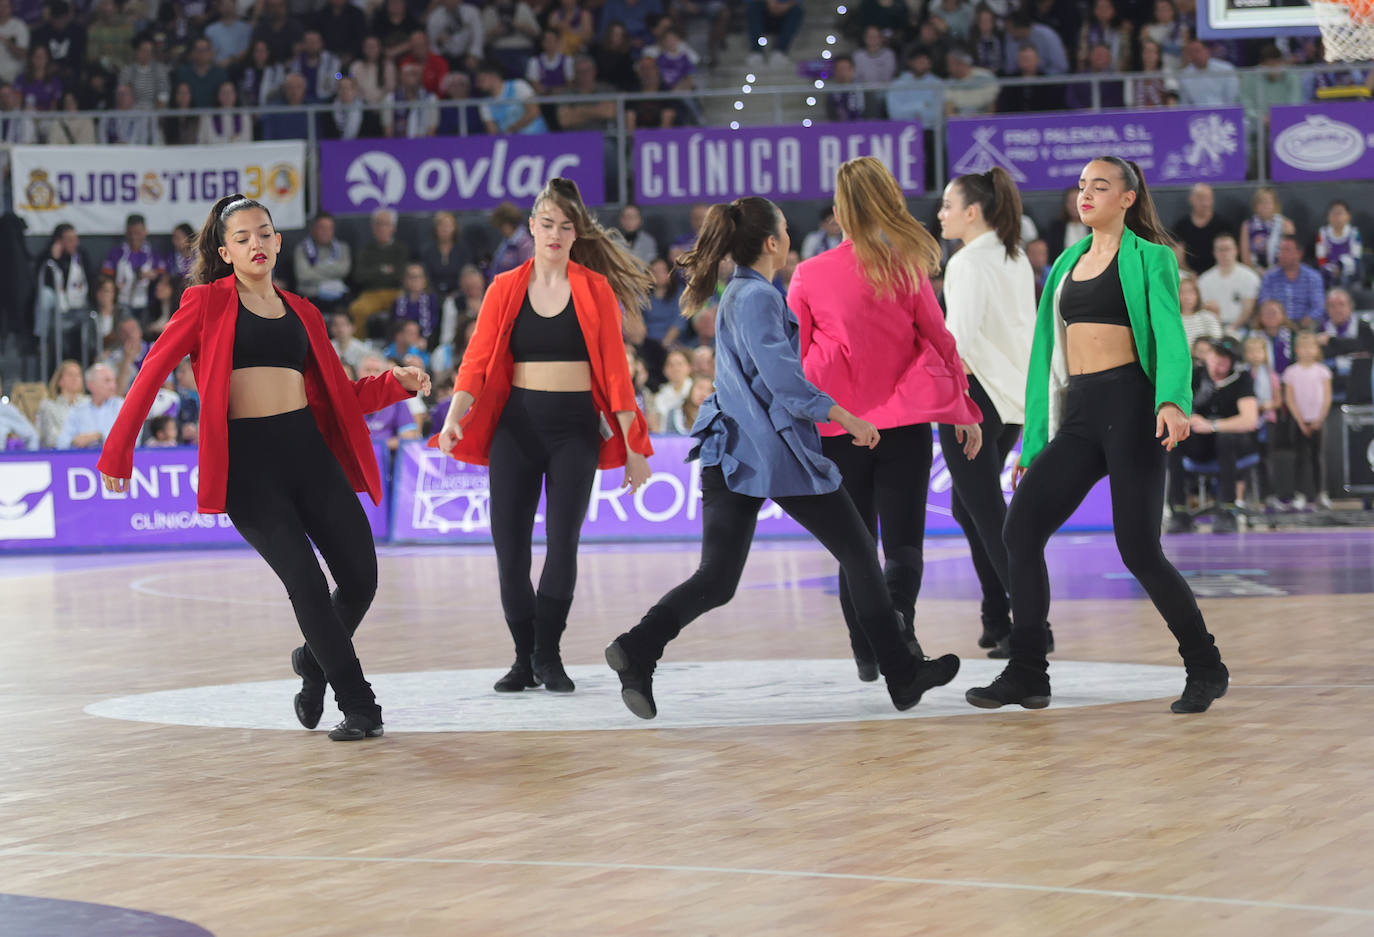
[1310, 0, 1374, 62]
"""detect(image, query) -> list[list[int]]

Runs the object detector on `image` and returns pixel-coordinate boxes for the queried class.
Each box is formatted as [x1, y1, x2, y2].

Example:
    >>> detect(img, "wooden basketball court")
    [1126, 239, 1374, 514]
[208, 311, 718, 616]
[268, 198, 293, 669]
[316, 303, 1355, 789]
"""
[1, 530, 1371, 935]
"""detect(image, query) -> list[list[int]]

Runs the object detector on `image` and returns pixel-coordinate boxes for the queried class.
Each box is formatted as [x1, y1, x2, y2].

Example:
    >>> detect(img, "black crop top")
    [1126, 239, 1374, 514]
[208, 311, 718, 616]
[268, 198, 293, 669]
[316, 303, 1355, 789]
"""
[508, 293, 589, 363]
[232, 299, 308, 372]
[1060, 252, 1131, 328]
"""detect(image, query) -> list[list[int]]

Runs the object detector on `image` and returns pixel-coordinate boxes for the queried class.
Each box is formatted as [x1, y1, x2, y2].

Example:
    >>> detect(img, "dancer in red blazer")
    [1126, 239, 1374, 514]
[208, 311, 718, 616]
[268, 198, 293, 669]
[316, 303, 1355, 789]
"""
[433, 178, 653, 694]
[98, 194, 430, 742]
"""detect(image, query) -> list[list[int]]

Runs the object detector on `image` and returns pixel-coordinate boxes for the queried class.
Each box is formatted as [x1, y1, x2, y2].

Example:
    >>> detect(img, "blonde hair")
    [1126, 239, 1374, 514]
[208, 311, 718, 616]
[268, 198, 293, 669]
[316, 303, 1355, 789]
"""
[833, 156, 940, 299]
[1253, 186, 1281, 214]
[47, 358, 82, 398]
[534, 177, 652, 324]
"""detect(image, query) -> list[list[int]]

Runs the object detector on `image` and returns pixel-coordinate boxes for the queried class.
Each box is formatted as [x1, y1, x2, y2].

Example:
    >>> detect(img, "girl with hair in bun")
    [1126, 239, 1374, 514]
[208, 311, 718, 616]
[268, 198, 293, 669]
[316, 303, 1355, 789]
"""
[936, 166, 1039, 658]
[787, 156, 983, 682]
[97, 194, 431, 742]
[434, 178, 654, 695]
[966, 157, 1230, 715]
[604, 195, 960, 720]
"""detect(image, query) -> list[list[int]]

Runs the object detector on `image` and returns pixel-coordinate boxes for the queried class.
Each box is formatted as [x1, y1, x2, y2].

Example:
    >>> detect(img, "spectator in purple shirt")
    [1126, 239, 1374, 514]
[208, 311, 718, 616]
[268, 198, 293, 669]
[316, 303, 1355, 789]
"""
[392, 263, 440, 344]
[826, 55, 865, 122]
[599, 0, 663, 46]
[101, 213, 163, 318]
[16, 43, 60, 109]
[359, 353, 419, 450]
[646, 25, 698, 91]
[1258, 235, 1327, 330]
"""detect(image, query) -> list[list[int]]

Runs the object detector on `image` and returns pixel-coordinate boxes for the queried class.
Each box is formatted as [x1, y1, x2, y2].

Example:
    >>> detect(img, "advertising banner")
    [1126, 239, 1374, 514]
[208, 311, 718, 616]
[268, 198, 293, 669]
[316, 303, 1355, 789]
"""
[946, 107, 1246, 190]
[391, 435, 1113, 543]
[10, 142, 307, 236]
[632, 121, 925, 205]
[1269, 102, 1374, 182]
[319, 134, 606, 214]
[0, 445, 389, 553]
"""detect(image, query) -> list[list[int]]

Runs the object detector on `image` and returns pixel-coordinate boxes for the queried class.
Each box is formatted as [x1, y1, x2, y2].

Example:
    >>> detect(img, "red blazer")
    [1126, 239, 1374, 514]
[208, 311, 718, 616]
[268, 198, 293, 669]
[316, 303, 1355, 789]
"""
[97, 274, 412, 514]
[428, 258, 652, 468]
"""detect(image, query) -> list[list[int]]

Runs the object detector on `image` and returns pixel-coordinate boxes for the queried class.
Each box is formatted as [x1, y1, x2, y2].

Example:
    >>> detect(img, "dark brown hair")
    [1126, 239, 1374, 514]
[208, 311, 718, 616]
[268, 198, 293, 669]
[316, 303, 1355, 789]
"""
[1095, 156, 1177, 249]
[189, 193, 274, 285]
[678, 196, 780, 315]
[533, 177, 652, 323]
[952, 167, 1023, 259]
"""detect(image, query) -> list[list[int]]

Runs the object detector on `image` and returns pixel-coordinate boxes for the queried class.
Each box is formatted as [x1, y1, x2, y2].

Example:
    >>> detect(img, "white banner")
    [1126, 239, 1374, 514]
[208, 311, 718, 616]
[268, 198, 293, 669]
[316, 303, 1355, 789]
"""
[10, 141, 307, 236]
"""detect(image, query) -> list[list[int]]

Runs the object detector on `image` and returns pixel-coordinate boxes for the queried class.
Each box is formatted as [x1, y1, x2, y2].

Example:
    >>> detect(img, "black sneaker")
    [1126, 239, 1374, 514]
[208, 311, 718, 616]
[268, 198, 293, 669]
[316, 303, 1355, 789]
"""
[606, 636, 657, 719]
[328, 712, 384, 741]
[1171, 662, 1229, 713]
[1166, 512, 1194, 534]
[533, 659, 576, 693]
[978, 618, 1011, 649]
[966, 664, 1051, 709]
[988, 625, 1054, 660]
[854, 657, 879, 682]
[290, 645, 325, 730]
[493, 659, 540, 693]
[887, 653, 961, 711]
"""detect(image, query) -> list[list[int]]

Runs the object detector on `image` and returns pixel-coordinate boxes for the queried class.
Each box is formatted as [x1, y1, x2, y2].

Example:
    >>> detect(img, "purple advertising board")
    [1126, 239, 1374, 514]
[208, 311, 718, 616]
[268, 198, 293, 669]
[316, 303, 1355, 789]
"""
[0, 445, 389, 552]
[946, 108, 1246, 191]
[632, 121, 924, 205]
[318, 134, 605, 215]
[391, 435, 1113, 543]
[1270, 102, 1374, 182]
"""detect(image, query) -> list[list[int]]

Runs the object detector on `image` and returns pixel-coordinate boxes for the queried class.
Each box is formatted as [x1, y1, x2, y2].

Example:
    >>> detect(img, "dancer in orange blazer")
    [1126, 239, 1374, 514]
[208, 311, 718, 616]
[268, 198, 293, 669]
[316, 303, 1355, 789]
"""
[98, 194, 430, 741]
[433, 178, 653, 694]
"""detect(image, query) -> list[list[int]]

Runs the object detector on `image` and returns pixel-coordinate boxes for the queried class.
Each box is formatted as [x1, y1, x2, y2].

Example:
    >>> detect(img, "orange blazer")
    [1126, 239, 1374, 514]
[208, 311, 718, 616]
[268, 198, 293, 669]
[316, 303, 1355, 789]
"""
[428, 259, 652, 468]
[98, 274, 411, 513]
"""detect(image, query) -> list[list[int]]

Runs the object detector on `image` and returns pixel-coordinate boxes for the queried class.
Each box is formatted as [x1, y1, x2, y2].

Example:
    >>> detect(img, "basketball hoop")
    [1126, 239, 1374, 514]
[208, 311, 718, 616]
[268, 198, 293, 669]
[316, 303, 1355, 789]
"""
[1311, 0, 1374, 63]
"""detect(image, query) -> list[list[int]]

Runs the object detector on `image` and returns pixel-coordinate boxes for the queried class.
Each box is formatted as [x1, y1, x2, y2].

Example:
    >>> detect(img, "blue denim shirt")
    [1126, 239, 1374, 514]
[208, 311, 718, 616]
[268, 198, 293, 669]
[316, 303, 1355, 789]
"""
[690, 266, 841, 498]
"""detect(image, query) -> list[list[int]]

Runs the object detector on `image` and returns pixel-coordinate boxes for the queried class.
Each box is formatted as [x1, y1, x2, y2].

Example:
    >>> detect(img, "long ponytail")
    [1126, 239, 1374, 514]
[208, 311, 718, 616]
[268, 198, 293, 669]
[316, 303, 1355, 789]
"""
[189, 193, 274, 285]
[677, 196, 779, 315]
[1099, 156, 1178, 249]
[952, 166, 1023, 259]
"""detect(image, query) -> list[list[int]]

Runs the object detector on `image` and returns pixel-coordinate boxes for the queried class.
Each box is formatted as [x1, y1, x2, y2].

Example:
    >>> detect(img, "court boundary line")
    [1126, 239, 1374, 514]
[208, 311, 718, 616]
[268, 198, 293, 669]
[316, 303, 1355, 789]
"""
[1, 849, 1369, 919]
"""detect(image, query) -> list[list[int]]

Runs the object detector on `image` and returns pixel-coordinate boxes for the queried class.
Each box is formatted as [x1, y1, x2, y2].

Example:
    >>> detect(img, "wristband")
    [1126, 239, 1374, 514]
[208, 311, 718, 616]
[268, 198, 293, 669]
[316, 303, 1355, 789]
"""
[1210, 420, 1218, 433]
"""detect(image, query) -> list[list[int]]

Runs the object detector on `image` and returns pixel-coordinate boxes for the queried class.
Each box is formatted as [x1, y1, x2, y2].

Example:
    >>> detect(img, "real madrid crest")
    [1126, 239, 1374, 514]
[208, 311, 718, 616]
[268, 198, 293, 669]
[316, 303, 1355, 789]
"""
[23, 169, 57, 211]
[140, 171, 164, 203]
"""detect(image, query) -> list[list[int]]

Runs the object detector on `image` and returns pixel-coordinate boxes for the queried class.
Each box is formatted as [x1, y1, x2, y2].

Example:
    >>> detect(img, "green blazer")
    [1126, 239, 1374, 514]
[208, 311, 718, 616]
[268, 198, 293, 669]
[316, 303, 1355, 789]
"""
[1021, 227, 1193, 467]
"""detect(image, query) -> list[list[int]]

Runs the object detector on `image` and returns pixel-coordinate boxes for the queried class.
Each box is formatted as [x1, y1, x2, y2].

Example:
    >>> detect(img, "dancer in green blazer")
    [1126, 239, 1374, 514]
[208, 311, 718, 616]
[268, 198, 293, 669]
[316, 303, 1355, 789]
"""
[966, 156, 1229, 715]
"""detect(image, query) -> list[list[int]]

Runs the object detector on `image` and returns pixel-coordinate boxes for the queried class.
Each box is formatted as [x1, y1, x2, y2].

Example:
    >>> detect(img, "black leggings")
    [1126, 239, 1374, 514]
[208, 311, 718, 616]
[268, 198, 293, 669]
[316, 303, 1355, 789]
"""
[224, 408, 379, 717]
[940, 375, 1022, 627]
[627, 465, 916, 682]
[821, 424, 931, 660]
[1003, 364, 1221, 673]
[488, 387, 600, 661]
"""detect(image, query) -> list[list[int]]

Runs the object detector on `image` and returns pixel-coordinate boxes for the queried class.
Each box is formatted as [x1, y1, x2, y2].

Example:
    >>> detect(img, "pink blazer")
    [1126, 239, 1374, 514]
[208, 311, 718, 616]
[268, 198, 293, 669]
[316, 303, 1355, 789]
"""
[788, 241, 981, 436]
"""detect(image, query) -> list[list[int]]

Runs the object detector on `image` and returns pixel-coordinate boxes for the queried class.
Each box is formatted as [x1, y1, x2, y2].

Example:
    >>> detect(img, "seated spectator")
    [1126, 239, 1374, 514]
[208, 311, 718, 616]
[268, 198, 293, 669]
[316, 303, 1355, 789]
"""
[1283, 331, 1333, 509]
[168, 223, 196, 284]
[854, 25, 897, 89]
[359, 353, 419, 451]
[601, 0, 665, 48]
[549, 0, 593, 55]
[103, 315, 147, 393]
[931, 0, 975, 40]
[348, 35, 395, 107]
[1067, 42, 1125, 109]
[886, 46, 942, 126]
[98, 83, 156, 143]
[1258, 236, 1326, 330]
[437, 70, 484, 136]
[330, 310, 375, 373]
[1198, 233, 1260, 332]
[31, 0, 80, 86]
[1127, 37, 1178, 108]
[17, 44, 61, 111]
[118, 38, 169, 111]
[646, 25, 700, 95]
[1079, 0, 1129, 71]
[476, 60, 546, 134]
[383, 318, 431, 370]
[1246, 299, 1297, 372]
[1180, 276, 1222, 348]
[1143, 0, 1187, 72]
[312, 0, 364, 65]
[37, 359, 87, 449]
[593, 20, 637, 91]
[251, 0, 304, 65]
[174, 36, 228, 108]
[488, 201, 534, 278]
[429, 0, 484, 70]
[801, 206, 842, 259]
[384, 62, 439, 137]
[856, 0, 909, 34]
[198, 80, 252, 143]
[641, 256, 685, 376]
[1003, 9, 1068, 75]
[651, 346, 693, 430]
[392, 262, 440, 345]
[666, 375, 713, 435]
[293, 29, 340, 102]
[556, 55, 617, 133]
[826, 55, 865, 122]
[1026, 238, 1049, 298]
[1317, 287, 1374, 397]
[102, 213, 161, 318]
[1241, 186, 1294, 271]
[1167, 337, 1259, 533]
[237, 39, 282, 108]
[86, 0, 137, 76]
[1173, 183, 1231, 275]
[745, 0, 802, 66]
[35, 222, 91, 358]
[145, 413, 178, 447]
[401, 29, 447, 96]
[419, 210, 469, 300]
[325, 75, 381, 139]
[627, 54, 682, 129]
[0, 370, 38, 450]
[294, 212, 352, 313]
[438, 263, 486, 352]
[1178, 39, 1238, 108]
[43, 90, 95, 144]
[1315, 199, 1362, 289]
[967, 7, 1004, 74]
[943, 48, 997, 115]
[90, 274, 124, 348]
[527, 27, 574, 94]
[996, 44, 1064, 112]
[609, 204, 655, 268]
[0, 0, 25, 90]
[373, 0, 419, 61]
[349, 208, 410, 336]
[173, 357, 198, 444]
[56, 362, 122, 449]
[691, 343, 715, 379]
[161, 82, 199, 144]
[484, 0, 541, 77]
[1241, 44, 1302, 135]
[259, 72, 310, 140]
[144, 274, 179, 336]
